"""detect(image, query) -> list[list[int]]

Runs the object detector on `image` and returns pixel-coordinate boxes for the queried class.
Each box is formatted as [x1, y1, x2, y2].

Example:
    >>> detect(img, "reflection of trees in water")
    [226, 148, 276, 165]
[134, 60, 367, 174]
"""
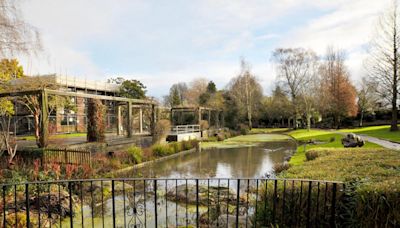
[124, 141, 296, 178]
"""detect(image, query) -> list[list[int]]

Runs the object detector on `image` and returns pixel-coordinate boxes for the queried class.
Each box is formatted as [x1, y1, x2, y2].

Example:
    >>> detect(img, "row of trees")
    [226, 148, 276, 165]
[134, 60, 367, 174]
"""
[162, 1, 399, 132]
[164, 48, 361, 130]
[271, 47, 358, 130]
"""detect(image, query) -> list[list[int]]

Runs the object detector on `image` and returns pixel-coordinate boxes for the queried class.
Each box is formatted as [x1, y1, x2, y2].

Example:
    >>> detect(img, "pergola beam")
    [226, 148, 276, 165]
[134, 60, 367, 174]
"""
[0, 89, 156, 105]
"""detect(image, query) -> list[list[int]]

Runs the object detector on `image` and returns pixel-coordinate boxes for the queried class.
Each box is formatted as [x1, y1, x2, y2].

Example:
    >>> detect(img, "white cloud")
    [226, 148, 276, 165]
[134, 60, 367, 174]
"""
[14, 0, 392, 98]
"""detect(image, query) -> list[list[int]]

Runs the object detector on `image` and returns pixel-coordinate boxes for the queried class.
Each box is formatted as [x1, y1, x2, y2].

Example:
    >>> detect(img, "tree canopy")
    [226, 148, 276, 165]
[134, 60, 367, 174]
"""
[109, 77, 147, 99]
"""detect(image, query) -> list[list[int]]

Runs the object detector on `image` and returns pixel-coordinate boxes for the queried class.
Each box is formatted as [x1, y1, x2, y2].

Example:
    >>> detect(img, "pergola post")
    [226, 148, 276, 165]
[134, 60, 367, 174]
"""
[40, 90, 49, 147]
[151, 104, 156, 135]
[117, 105, 122, 136]
[127, 101, 133, 138]
[208, 109, 211, 127]
[170, 109, 174, 125]
[221, 111, 225, 127]
[198, 108, 202, 125]
[139, 108, 143, 134]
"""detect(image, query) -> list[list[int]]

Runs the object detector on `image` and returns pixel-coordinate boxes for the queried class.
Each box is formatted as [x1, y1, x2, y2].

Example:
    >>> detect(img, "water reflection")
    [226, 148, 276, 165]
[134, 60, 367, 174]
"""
[121, 141, 296, 178]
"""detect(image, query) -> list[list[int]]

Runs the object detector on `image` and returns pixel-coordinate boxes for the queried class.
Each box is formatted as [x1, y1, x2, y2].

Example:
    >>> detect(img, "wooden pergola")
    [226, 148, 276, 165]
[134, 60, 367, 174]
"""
[170, 106, 224, 128]
[0, 89, 158, 145]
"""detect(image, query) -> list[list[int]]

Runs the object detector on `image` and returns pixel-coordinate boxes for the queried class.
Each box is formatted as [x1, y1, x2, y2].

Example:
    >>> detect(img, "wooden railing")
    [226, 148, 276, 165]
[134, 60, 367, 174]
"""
[42, 148, 91, 167]
[171, 124, 201, 134]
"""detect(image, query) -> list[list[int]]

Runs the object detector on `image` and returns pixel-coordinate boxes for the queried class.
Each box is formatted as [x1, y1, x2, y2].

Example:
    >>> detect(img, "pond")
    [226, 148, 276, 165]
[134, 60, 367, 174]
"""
[120, 140, 297, 179]
[63, 137, 297, 227]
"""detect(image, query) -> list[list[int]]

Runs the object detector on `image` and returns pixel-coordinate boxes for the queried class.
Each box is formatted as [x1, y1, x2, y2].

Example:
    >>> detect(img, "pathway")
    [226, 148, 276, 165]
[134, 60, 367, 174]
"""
[337, 131, 400, 150]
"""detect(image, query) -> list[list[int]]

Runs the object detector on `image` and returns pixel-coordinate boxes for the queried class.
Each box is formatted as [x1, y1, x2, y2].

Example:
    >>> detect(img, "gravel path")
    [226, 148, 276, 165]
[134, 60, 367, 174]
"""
[358, 135, 400, 151]
[337, 131, 400, 151]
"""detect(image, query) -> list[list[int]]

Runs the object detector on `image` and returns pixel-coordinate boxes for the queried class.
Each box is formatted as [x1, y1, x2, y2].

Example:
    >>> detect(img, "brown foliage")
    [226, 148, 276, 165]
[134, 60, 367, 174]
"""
[153, 119, 171, 143]
[319, 48, 357, 127]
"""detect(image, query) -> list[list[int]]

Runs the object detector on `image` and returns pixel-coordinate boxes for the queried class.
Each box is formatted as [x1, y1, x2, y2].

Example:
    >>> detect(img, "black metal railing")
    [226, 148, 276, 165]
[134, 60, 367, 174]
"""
[0, 178, 344, 227]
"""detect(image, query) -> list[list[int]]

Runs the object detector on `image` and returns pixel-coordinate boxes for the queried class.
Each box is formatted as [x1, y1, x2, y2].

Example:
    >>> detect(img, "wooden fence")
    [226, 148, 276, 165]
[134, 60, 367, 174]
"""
[42, 148, 91, 167]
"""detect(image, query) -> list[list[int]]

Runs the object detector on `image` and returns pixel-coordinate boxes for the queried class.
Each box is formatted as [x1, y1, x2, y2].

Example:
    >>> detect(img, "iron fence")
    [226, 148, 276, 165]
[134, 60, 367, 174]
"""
[0, 178, 344, 227]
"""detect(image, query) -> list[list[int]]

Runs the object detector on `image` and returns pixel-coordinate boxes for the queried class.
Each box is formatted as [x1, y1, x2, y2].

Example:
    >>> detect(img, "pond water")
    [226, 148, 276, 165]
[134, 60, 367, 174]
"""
[120, 140, 297, 179]
[64, 138, 297, 227]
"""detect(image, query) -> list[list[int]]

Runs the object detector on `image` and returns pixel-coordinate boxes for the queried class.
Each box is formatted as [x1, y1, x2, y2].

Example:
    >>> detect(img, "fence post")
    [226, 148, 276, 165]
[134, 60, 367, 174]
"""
[236, 179, 240, 227]
[196, 179, 199, 228]
[89, 151, 92, 167]
[68, 182, 73, 228]
[154, 180, 158, 227]
[330, 183, 337, 227]
[112, 180, 116, 228]
[25, 184, 30, 228]
[64, 148, 68, 164]
[3, 186, 6, 228]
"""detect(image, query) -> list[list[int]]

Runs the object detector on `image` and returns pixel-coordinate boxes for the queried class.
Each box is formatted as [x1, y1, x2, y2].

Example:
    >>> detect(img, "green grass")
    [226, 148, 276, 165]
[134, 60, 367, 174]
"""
[339, 125, 400, 143]
[18, 133, 87, 141]
[286, 129, 382, 166]
[280, 147, 400, 227]
[281, 148, 400, 192]
[201, 133, 292, 149]
[250, 128, 289, 134]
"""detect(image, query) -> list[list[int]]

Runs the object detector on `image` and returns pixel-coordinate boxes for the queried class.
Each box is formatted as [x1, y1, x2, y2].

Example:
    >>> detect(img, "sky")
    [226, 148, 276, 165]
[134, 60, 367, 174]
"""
[18, 0, 390, 98]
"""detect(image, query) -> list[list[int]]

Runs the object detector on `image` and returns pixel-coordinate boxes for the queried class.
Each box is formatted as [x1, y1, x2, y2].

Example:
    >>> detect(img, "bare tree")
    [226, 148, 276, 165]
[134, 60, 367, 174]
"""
[366, 0, 399, 131]
[319, 47, 357, 128]
[228, 59, 263, 129]
[185, 78, 208, 105]
[272, 48, 318, 129]
[357, 77, 379, 127]
[0, 0, 41, 57]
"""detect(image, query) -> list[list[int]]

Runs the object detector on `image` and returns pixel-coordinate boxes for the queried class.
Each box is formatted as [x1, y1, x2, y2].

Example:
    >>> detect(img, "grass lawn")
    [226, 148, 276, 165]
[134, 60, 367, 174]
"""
[280, 147, 400, 226]
[18, 133, 87, 141]
[250, 128, 289, 134]
[339, 125, 400, 143]
[280, 148, 400, 192]
[201, 133, 292, 149]
[286, 129, 382, 166]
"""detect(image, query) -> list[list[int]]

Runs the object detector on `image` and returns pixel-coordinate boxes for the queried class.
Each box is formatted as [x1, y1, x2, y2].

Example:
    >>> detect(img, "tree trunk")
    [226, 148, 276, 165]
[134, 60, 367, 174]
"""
[391, 15, 398, 132]
[34, 112, 40, 147]
[359, 111, 364, 127]
[293, 114, 297, 129]
[306, 113, 311, 131]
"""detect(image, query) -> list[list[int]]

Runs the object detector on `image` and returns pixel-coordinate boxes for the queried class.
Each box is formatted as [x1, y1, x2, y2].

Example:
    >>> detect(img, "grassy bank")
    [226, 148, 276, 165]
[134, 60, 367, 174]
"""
[286, 129, 381, 165]
[339, 125, 400, 143]
[18, 133, 87, 141]
[279, 148, 400, 226]
[201, 133, 293, 149]
[249, 128, 289, 134]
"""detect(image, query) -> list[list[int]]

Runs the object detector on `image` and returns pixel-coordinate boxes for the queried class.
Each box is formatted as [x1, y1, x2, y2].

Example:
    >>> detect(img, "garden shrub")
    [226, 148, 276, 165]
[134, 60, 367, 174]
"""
[200, 120, 209, 130]
[126, 146, 143, 164]
[305, 151, 319, 161]
[154, 119, 171, 143]
[169, 142, 183, 153]
[182, 139, 199, 150]
[238, 124, 249, 135]
[152, 144, 174, 156]
[216, 133, 225, 141]
[273, 162, 291, 174]
[204, 136, 218, 142]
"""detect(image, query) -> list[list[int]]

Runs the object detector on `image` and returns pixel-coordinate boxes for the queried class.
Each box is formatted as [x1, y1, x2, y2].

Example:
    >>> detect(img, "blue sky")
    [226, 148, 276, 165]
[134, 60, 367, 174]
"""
[19, 0, 389, 99]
